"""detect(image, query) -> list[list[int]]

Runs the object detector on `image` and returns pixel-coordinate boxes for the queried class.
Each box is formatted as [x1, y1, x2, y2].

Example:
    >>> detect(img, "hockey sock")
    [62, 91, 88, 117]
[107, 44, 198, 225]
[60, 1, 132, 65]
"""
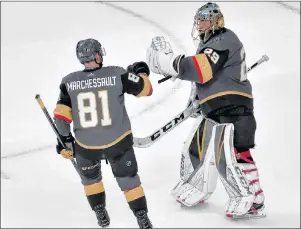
[124, 185, 148, 214]
[235, 148, 254, 163]
[84, 181, 106, 210]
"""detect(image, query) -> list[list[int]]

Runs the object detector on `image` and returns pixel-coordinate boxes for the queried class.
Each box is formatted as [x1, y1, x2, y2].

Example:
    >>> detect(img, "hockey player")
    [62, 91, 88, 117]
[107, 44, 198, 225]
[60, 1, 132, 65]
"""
[146, 2, 265, 220]
[54, 38, 153, 228]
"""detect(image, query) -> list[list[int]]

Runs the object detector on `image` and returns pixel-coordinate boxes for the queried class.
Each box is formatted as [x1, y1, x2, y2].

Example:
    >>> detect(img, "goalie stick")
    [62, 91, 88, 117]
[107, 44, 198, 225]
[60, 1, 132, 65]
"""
[158, 54, 269, 83]
[134, 54, 269, 147]
[133, 105, 201, 148]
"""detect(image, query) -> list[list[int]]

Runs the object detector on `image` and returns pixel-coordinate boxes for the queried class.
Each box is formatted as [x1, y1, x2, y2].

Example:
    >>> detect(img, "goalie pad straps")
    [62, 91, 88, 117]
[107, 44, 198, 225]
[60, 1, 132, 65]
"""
[235, 150, 264, 206]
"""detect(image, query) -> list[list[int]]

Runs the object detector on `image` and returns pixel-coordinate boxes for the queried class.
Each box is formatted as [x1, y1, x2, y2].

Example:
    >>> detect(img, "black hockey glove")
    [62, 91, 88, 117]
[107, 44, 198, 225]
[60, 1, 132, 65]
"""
[56, 133, 74, 159]
[127, 61, 150, 76]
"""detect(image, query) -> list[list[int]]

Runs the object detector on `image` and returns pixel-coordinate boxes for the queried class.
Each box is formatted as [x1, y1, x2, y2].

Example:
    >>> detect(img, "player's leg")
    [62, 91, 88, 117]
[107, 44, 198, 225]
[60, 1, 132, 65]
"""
[171, 115, 219, 207]
[74, 144, 110, 227]
[214, 113, 265, 219]
[107, 147, 152, 228]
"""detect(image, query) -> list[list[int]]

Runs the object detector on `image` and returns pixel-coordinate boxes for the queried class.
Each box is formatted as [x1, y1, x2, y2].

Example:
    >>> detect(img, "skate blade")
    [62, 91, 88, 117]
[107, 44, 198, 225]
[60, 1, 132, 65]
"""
[225, 204, 266, 221]
[176, 199, 205, 208]
[225, 212, 266, 220]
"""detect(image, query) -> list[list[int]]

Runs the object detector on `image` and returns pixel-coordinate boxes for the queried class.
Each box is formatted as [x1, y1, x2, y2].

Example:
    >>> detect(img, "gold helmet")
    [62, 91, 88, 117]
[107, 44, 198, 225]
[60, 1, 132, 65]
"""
[191, 2, 224, 45]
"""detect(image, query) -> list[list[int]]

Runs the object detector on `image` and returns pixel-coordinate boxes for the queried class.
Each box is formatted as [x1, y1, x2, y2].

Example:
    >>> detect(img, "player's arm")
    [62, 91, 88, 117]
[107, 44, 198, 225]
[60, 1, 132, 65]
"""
[177, 48, 229, 84]
[53, 80, 74, 159]
[53, 81, 73, 136]
[121, 62, 153, 97]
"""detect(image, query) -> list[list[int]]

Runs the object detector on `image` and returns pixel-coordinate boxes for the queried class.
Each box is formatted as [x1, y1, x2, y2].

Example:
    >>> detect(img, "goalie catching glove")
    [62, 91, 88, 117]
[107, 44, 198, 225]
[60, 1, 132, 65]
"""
[56, 133, 74, 159]
[146, 36, 184, 80]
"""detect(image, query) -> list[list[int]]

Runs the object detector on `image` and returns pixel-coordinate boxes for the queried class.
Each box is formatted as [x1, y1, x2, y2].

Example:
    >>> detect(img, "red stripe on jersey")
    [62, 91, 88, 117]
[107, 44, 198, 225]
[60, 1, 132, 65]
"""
[192, 56, 204, 83]
[147, 86, 153, 96]
[54, 114, 72, 123]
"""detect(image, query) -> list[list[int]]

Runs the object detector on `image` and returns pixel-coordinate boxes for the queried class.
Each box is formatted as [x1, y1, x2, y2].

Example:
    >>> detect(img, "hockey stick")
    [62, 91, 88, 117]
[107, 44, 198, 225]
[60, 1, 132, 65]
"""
[133, 105, 201, 148]
[35, 94, 81, 175]
[158, 75, 172, 84]
[247, 54, 269, 71]
[134, 54, 269, 148]
[158, 76, 172, 83]
[158, 54, 269, 84]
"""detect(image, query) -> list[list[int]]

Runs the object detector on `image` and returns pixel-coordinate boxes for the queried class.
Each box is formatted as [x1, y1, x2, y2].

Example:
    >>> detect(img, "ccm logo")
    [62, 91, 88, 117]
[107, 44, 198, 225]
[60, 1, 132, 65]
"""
[150, 113, 185, 141]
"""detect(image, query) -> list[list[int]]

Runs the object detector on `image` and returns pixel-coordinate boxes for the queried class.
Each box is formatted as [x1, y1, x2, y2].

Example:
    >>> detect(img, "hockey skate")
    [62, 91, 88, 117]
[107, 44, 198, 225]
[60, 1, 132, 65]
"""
[135, 209, 153, 229]
[225, 199, 266, 220]
[222, 163, 266, 220]
[94, 204, 110, 227]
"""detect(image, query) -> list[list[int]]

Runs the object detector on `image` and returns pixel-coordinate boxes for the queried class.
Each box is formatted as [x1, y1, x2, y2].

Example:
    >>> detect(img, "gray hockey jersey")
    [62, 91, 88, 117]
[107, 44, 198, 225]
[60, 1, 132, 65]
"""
[178, 28, 253, 115]
[54, 66, 152, 149]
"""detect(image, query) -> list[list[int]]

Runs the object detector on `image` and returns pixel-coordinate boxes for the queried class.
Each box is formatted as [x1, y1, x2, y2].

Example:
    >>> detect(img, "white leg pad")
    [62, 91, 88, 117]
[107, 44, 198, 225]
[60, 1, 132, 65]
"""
[171, 117, 219, 207]
[214, 124, 266, 219]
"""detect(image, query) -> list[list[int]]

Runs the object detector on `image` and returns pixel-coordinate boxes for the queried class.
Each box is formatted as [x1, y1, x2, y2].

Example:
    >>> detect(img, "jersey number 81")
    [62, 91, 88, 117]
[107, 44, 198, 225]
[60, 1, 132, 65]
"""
[77, 91, 112, 128]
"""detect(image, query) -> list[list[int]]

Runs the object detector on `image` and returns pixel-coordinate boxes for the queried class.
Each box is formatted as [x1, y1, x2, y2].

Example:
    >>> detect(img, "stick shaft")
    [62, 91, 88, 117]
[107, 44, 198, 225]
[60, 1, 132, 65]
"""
[158, 54, 269, 84]
[35, 94, 80, 175]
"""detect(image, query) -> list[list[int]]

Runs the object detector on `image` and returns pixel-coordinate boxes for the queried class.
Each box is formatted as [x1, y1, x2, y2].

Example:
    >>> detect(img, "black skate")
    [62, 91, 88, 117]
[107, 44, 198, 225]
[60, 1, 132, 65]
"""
[135, 209, 153, 229]
[94, 204, 110, 227]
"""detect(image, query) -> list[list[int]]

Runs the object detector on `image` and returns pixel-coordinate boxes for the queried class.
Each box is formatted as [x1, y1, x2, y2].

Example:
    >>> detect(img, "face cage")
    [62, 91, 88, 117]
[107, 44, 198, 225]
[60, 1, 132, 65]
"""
[191, 18, 213, 45]
[191, 16, 222, 47]
[191, 22, 200, 41]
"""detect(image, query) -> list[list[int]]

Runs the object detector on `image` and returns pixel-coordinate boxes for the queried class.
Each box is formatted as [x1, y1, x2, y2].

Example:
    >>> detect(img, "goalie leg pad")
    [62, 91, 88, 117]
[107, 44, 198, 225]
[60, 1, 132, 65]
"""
[179, 115, 204, 182]
[171, 117, 219, 206]
[214, 123, 265, 219]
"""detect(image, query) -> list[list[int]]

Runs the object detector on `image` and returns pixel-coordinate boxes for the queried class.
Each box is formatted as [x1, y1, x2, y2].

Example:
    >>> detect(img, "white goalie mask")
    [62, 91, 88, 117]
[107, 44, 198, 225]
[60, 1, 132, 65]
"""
[191, 2, 224, 48]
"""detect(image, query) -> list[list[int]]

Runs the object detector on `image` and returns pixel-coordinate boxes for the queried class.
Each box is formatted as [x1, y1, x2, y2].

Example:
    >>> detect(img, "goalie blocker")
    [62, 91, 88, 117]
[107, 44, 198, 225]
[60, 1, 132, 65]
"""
[171, 115, 265, 219]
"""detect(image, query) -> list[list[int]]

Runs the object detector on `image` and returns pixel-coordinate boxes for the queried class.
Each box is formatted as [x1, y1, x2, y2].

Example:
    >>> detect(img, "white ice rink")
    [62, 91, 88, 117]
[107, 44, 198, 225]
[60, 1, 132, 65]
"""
[1, 1, 300, 228]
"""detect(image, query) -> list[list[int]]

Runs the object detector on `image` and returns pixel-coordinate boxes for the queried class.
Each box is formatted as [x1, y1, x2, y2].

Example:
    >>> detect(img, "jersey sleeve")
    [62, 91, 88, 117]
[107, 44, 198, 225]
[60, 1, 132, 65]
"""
[121, 72, 153, 97]
[178, 48, 229, 84]
[53, 79, 73, 124]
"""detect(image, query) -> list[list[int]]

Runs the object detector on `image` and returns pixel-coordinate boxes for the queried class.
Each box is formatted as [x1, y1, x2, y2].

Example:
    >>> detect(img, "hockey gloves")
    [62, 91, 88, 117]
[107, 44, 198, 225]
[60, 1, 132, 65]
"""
[146, 36, 184, 79]
[56, 133, 74, 159]
[127, 61, 150, 76]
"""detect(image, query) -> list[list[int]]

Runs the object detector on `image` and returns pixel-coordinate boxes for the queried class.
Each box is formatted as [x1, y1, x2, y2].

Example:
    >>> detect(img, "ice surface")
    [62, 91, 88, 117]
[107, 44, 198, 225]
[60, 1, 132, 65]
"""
[1, 2, 300, 228]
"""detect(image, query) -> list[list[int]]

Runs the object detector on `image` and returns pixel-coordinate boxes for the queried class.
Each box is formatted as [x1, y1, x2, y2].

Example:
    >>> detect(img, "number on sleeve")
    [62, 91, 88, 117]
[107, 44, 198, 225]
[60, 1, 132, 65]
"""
[204, 48, 220, 64]
[128, 73, 140, 83]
